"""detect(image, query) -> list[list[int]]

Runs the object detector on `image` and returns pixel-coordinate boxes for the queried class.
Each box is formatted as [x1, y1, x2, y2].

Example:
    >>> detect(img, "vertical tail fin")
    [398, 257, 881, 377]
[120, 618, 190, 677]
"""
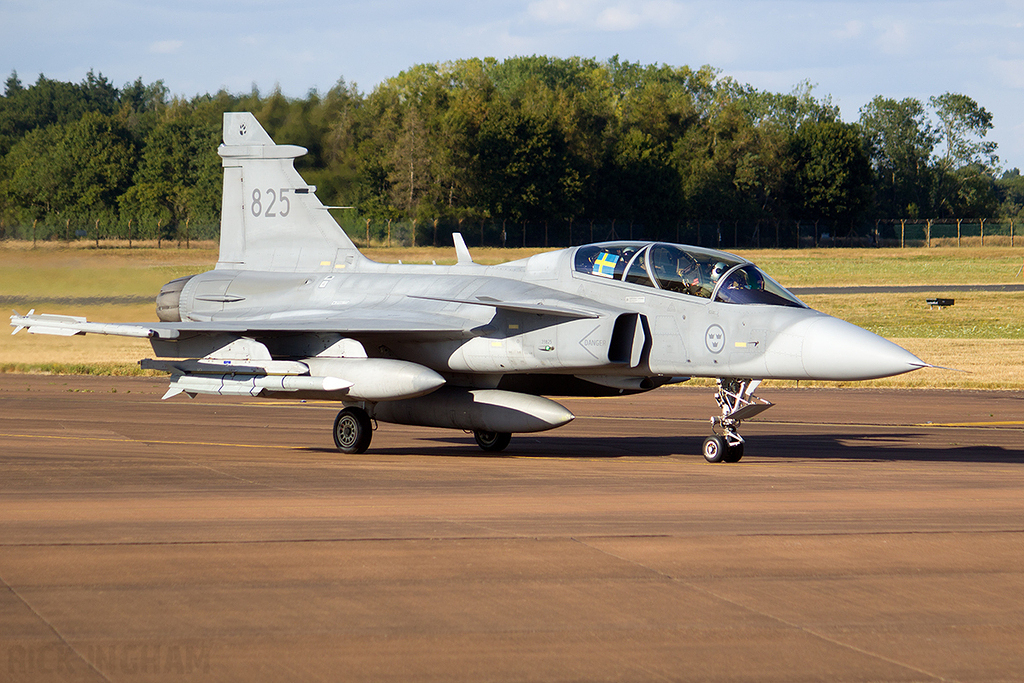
[218, 112, 366, 272]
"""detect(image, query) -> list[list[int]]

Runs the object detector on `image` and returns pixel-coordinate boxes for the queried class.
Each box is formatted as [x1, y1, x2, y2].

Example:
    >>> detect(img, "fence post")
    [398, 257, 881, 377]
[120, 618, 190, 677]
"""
[1012, 218, 1015, 247]
[926, 219, 932, 248]
[900, 219, 905, 248]
[956, 218, 961, 247]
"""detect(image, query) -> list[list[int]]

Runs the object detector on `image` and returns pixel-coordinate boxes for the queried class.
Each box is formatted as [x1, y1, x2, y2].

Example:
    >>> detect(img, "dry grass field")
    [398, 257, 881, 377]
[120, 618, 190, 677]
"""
[2, 241, 1022, 388]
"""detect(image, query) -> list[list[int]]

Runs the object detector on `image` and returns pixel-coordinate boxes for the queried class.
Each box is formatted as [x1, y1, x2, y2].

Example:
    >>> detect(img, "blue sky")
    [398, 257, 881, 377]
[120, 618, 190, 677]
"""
[3, 0, 1023, 169]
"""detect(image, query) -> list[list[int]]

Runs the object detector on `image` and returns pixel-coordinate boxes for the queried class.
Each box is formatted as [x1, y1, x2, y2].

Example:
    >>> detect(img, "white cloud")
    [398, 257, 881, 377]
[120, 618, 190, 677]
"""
[874, 20, 912, 55]
[527, 0, 596, 24]
[527, 0, 685, 31]
[149, 40, 183, 54]
[596, 6, 643, 30]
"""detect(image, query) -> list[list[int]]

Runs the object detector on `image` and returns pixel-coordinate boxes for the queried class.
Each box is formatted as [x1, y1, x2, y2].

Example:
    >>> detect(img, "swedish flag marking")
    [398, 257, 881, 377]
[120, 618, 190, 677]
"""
[593, 252, 619, 278]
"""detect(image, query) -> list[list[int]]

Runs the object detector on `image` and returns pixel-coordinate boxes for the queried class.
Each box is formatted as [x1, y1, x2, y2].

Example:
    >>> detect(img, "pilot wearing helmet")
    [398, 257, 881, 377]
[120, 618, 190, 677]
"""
[694, 261, 729, 298]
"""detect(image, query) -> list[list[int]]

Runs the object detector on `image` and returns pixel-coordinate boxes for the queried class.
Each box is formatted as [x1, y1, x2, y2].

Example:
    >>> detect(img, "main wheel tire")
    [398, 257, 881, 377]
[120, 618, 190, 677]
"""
[334, 407, 372, 454]
[702, 435, 727, 463]
[474, 430, 512, 452]
[723, 442, 744, 463]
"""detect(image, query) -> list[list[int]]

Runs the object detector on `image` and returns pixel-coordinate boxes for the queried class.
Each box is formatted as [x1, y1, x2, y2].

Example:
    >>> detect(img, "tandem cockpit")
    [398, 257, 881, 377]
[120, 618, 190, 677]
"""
[572, 242, 806, 308]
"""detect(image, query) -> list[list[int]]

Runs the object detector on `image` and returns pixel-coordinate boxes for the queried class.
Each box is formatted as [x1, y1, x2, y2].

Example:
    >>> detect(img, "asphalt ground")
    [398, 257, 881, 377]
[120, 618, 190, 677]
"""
[1, 374, 1022, 682]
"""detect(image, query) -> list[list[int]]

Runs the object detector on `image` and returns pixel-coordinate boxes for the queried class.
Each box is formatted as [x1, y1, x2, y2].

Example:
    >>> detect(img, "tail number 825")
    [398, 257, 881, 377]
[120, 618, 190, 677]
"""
[251, 188, 291, 218]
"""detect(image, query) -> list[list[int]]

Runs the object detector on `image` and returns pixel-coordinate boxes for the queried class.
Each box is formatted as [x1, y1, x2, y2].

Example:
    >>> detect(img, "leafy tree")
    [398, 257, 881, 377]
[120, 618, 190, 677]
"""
[930, 93, 998, 171]
[859, 96, 938, 217]
[4, 70, 23, 97]
[57, 111, 138, 213]
[741, 80, 839, 132]
[790, 120, 872, 227]
[929, 93, 999, 217]
[996, 169, 1024, 220]
[2, 112, 136, 217]
[120, 112, 219, 233]
[472, 100, 582, 222]
[1, 124, 64, 217]
[0, 65, 1013, 244]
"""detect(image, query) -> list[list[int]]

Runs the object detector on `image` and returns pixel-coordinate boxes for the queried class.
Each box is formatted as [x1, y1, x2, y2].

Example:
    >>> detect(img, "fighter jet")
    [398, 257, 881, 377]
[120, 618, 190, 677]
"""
[11, 113, 929, 462]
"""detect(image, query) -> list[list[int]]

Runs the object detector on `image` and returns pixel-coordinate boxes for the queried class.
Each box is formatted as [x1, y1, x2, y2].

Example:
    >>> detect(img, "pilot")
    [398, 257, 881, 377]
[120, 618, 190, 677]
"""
[696, 261, 729, 297]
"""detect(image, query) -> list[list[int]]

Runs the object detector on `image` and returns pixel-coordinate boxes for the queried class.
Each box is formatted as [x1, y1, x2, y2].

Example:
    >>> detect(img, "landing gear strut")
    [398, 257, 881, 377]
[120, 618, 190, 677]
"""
[703, 379, 772, 463]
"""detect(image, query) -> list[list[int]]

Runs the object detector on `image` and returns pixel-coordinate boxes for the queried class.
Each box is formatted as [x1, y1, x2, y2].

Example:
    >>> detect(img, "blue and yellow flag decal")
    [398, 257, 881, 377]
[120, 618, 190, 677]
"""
[592, 252, 619, 278]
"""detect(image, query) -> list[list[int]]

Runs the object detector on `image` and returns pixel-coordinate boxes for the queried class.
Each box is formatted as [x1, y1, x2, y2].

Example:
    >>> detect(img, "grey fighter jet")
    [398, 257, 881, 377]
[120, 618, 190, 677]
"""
[11, 113, 930, 462]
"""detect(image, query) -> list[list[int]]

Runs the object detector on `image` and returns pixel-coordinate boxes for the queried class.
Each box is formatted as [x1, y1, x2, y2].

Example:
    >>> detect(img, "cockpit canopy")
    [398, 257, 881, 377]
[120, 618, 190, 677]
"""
[573, 242, 805, 308]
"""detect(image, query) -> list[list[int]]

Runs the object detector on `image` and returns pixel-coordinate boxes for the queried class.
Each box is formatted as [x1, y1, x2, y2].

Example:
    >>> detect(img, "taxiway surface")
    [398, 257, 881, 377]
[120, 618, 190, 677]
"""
[1, 374, 1022, 682]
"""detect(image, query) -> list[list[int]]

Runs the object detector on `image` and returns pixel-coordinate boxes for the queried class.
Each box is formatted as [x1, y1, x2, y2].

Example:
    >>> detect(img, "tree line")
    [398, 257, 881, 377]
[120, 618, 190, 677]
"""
[1, 58, 1021, 247]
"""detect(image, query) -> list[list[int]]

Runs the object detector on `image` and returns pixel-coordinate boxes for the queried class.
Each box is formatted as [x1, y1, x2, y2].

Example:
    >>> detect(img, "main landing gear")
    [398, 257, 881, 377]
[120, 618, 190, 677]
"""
[473, 430, 512, 452]
[332, 406, 514, 454]
[333, 406, 373, 454]
[702, 379, 773, 463]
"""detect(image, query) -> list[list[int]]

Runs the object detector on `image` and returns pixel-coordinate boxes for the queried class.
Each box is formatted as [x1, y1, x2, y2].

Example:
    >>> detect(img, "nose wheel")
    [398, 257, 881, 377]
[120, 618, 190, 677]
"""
[704, 379, 772, 463]
[702, 434, 744, 463]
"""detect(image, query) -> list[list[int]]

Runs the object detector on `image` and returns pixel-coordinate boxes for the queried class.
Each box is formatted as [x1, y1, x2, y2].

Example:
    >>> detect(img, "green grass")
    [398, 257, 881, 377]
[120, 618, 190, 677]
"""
[803, 292, 1024, 339]
[0, 245, 214, 298]
[0, 362, 157, 376]
[736, 247, 1024, 287]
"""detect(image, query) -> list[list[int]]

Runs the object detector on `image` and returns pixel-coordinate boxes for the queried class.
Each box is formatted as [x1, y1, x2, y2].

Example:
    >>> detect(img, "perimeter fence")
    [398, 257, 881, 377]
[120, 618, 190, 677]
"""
[337, 216, 1022, 250]
[1, 214, 1021, 250]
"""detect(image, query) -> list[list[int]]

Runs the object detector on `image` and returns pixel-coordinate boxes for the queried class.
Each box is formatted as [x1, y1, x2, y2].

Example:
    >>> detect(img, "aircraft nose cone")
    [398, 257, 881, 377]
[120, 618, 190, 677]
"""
[800, 316, 926, 380]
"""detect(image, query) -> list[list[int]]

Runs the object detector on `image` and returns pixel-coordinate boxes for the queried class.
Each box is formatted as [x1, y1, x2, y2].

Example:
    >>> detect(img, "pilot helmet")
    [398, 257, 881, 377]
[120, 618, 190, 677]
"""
[710, 262, 729, 282]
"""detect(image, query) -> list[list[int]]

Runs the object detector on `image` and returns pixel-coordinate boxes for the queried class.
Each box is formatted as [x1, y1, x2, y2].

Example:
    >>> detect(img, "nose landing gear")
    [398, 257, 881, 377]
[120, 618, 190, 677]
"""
[702, 378, 773, 463]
